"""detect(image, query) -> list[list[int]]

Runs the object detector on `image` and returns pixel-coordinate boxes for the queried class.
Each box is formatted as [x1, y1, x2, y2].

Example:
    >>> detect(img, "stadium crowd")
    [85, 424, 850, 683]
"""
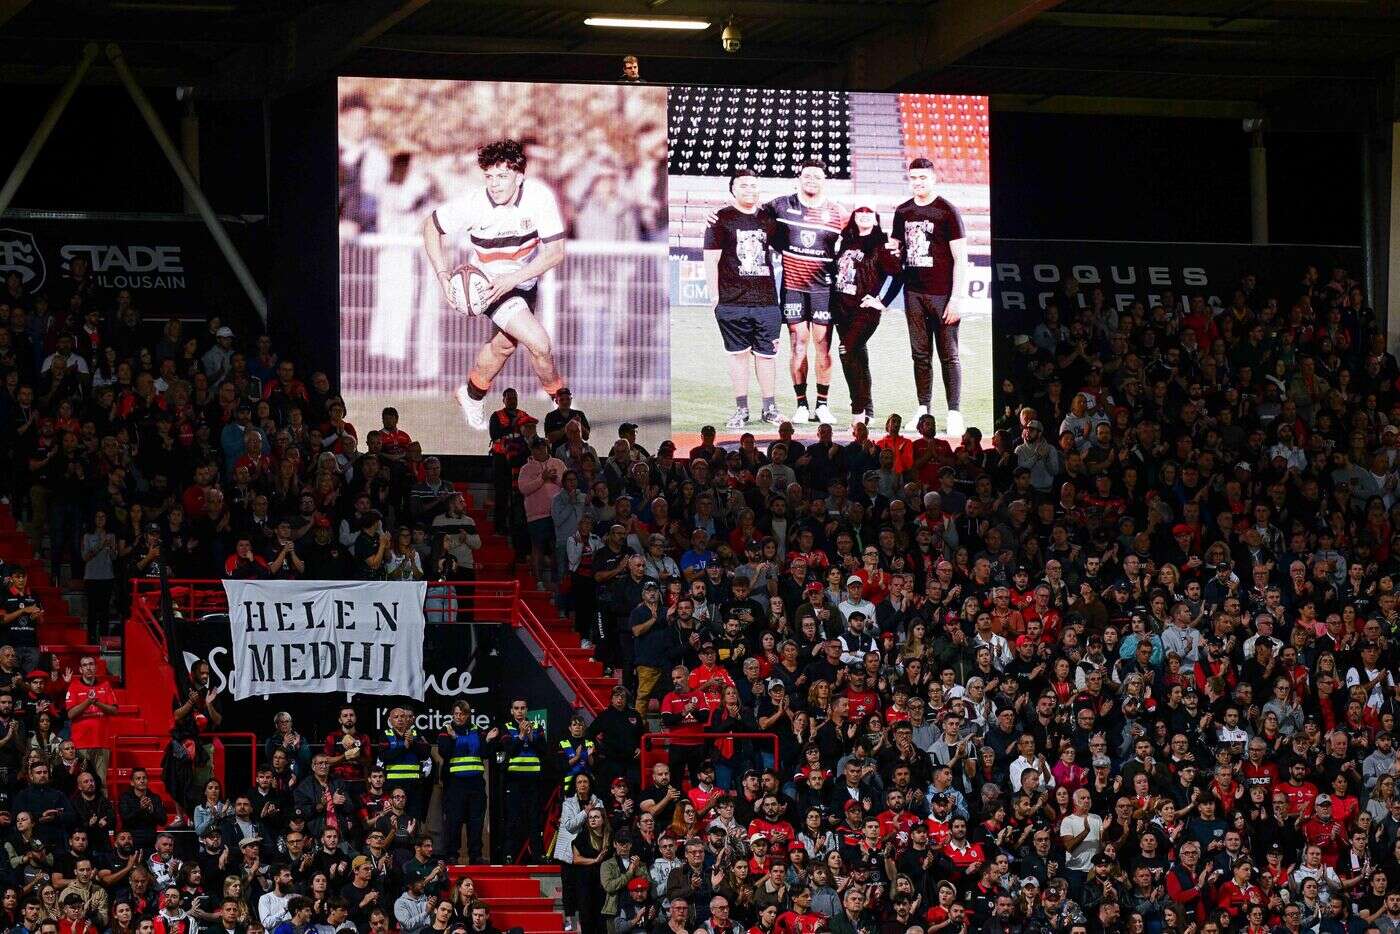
[484, 262, 1400, 934]
[3, 238, 1400, 934]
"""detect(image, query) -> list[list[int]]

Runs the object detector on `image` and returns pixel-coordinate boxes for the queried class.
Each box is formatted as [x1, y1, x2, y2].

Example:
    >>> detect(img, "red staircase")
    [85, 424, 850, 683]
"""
[448, 865, 563, 933]
[0, 506, 178, 815]
[454, 484, 619, 714]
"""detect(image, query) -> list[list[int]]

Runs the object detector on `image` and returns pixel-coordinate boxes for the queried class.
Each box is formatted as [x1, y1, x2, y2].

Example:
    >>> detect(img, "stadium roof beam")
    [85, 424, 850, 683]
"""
[366, 33, 840, 64]
[965, 54, 1377, 82]
[0, 0, 32, 28]
[991, 93, 1264, 119]
[850, 0, 1065, 90]
[1035, 11, 1400, 39]
[432, 0, 913, 21]
[212, 0, 436, 98]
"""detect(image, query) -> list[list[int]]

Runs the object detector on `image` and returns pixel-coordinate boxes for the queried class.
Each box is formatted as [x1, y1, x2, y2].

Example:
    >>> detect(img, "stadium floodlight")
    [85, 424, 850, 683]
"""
[584, 15, 711, 29]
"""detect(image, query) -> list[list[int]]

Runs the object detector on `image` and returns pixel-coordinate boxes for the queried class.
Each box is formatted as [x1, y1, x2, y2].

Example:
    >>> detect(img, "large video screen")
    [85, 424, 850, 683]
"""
[337, 81, 990, 455]
[667, 90, 992, 447]
[337, 79, 670, 455]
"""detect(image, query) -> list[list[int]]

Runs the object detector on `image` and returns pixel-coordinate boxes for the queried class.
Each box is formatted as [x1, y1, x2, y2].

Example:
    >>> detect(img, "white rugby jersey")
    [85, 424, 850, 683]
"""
[431, 177, 565, 290]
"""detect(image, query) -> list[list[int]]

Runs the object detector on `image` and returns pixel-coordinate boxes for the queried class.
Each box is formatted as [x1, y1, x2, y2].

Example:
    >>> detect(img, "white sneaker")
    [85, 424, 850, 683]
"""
[945, 409, 965, 437]
[814, 404, 836, 425]
[455, 384, 488, 430]
[909, 404, 929, 429]
[791, 404, 812, 424]
[760, 403, 783, 425]
[850, 413, 868, 433]
[725, 407, 750, 430]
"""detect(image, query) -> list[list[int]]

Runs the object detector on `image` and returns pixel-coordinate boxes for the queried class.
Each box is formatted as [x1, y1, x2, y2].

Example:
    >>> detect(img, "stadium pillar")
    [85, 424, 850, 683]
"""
[107, 43, 269, 324]
[1388, 121, 1400, 353]
[1249, 129, 1268, 245]
[0, 42, 98, 219]
[180, 97, 199, 215]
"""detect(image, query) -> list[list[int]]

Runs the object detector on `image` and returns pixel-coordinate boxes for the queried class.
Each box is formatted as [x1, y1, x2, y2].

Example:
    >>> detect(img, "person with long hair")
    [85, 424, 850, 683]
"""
[830, 207, 899, 429]
[570, 808, 611, 934]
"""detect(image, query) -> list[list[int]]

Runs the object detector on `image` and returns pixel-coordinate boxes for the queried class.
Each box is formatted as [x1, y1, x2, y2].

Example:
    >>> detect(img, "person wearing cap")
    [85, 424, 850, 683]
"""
[599, 831, 647, 923]
[392, 866, 434, 934]
[584, 685, 643, 790]
[836, 577, 876, 628]
[202, 325, 236, 380]
[688, 642, 735, 693]
[297, 514, 350, 580]
[631, 578, 676, 718]
[1013, 418, 1061, 494]
[614, 874, 656, 932]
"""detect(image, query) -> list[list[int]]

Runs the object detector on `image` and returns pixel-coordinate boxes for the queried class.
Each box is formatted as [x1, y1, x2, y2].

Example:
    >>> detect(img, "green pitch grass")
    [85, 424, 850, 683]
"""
[670, 303, 993, 445]
[346, 392, 670, 457]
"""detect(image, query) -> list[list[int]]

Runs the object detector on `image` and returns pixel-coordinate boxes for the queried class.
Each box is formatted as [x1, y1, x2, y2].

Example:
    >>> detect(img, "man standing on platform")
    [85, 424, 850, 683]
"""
[501, 698, 547, 863]
[376, 708, 429, 822]
[434, 701, 496, 865]
[65, 656, 118, 785]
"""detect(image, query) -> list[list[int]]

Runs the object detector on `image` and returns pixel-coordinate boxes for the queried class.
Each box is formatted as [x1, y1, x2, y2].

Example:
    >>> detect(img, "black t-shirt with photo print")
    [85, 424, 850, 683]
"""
[705, 206, 779, 307]
[892, 196, 965, 297]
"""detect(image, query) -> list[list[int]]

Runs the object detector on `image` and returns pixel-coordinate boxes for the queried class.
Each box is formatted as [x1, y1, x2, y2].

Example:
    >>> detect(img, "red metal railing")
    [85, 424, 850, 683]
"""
[511, 598, 604, 715]
[125, 577, 607, 717]
[639, 732, 782, 789]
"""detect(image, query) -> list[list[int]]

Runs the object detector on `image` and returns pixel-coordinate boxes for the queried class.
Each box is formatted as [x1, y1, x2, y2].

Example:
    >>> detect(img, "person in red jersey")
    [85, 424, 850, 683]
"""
[747, 794, 796, 847]
[1277, 760, 1319, 818]
[1164, 839, 1211, 923]
[1299, 798, 1346, 866]
[937, 817, 985, 884]
[686, 760, 727, 821]
[774, 884, 824, 934]
[64, 655, 118, 785]
[1240, 738, 1279, 793]
[874, 788, 921, 841]
[1215, 859, 1264, 919]
[660, 665, 717, 784]
[689, 642, 737, 692]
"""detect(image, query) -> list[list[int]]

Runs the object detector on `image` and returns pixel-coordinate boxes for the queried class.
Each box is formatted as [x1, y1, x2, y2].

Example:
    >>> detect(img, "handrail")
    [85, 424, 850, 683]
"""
[129, 578, 518, 623]
[511, 598, 601, 716]
[640, 731, 782, 789]
[123, 576, 609, 723]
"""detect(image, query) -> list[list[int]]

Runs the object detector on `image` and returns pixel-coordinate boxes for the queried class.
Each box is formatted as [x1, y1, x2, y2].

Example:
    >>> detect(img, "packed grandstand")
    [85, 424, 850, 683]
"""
[0, 227, 1392, 934]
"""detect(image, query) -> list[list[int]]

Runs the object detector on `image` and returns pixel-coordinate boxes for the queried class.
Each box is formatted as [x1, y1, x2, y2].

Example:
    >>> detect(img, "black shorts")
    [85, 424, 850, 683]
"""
[715, 303, 782, 358]
[781, 288, 832, 326]
[485, 286, 536, 330]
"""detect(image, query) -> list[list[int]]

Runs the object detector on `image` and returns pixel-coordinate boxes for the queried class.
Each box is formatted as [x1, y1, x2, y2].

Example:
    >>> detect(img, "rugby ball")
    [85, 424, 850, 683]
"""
[449, 264, 493, 316]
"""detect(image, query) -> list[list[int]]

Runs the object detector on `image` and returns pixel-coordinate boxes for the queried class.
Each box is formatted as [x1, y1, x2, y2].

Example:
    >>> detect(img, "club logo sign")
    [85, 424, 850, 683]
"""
[0, 229, 46, 293]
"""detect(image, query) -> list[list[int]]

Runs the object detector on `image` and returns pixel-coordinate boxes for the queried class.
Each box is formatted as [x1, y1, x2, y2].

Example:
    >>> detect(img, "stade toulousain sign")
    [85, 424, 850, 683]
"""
[991, 239, 1363, 329]
[0, 215, 263, 318]
[220, 580, 427, 701]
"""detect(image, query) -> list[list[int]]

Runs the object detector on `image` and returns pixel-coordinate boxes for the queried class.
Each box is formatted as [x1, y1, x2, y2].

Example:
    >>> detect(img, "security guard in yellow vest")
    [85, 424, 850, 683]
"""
[434, 700, 497, 864]
[557, 713, 595, 794]
[377, 706, 431, 820]
[501, 697, 547, 862]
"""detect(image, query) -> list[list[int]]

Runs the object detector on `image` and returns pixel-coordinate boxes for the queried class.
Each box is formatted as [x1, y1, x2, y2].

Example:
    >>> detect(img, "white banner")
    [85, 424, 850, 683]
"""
[221, 580, 427, 701]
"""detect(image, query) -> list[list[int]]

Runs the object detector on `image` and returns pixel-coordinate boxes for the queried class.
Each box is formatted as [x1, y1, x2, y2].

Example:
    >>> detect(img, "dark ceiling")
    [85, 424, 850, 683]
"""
[3, 0, 1400, 125]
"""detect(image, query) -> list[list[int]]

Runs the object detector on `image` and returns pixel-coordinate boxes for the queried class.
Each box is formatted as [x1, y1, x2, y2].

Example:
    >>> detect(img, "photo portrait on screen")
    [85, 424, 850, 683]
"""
[667, 90, 992, 450]
[338, 78, 670, 455]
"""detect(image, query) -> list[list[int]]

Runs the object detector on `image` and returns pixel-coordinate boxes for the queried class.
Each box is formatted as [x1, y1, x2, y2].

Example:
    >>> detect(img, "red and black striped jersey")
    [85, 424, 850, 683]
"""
[766, 193, 846, 293]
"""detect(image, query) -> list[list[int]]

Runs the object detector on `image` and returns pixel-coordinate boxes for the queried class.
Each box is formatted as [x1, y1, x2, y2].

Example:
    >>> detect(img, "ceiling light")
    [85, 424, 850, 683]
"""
[584, 15, 710, 29]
